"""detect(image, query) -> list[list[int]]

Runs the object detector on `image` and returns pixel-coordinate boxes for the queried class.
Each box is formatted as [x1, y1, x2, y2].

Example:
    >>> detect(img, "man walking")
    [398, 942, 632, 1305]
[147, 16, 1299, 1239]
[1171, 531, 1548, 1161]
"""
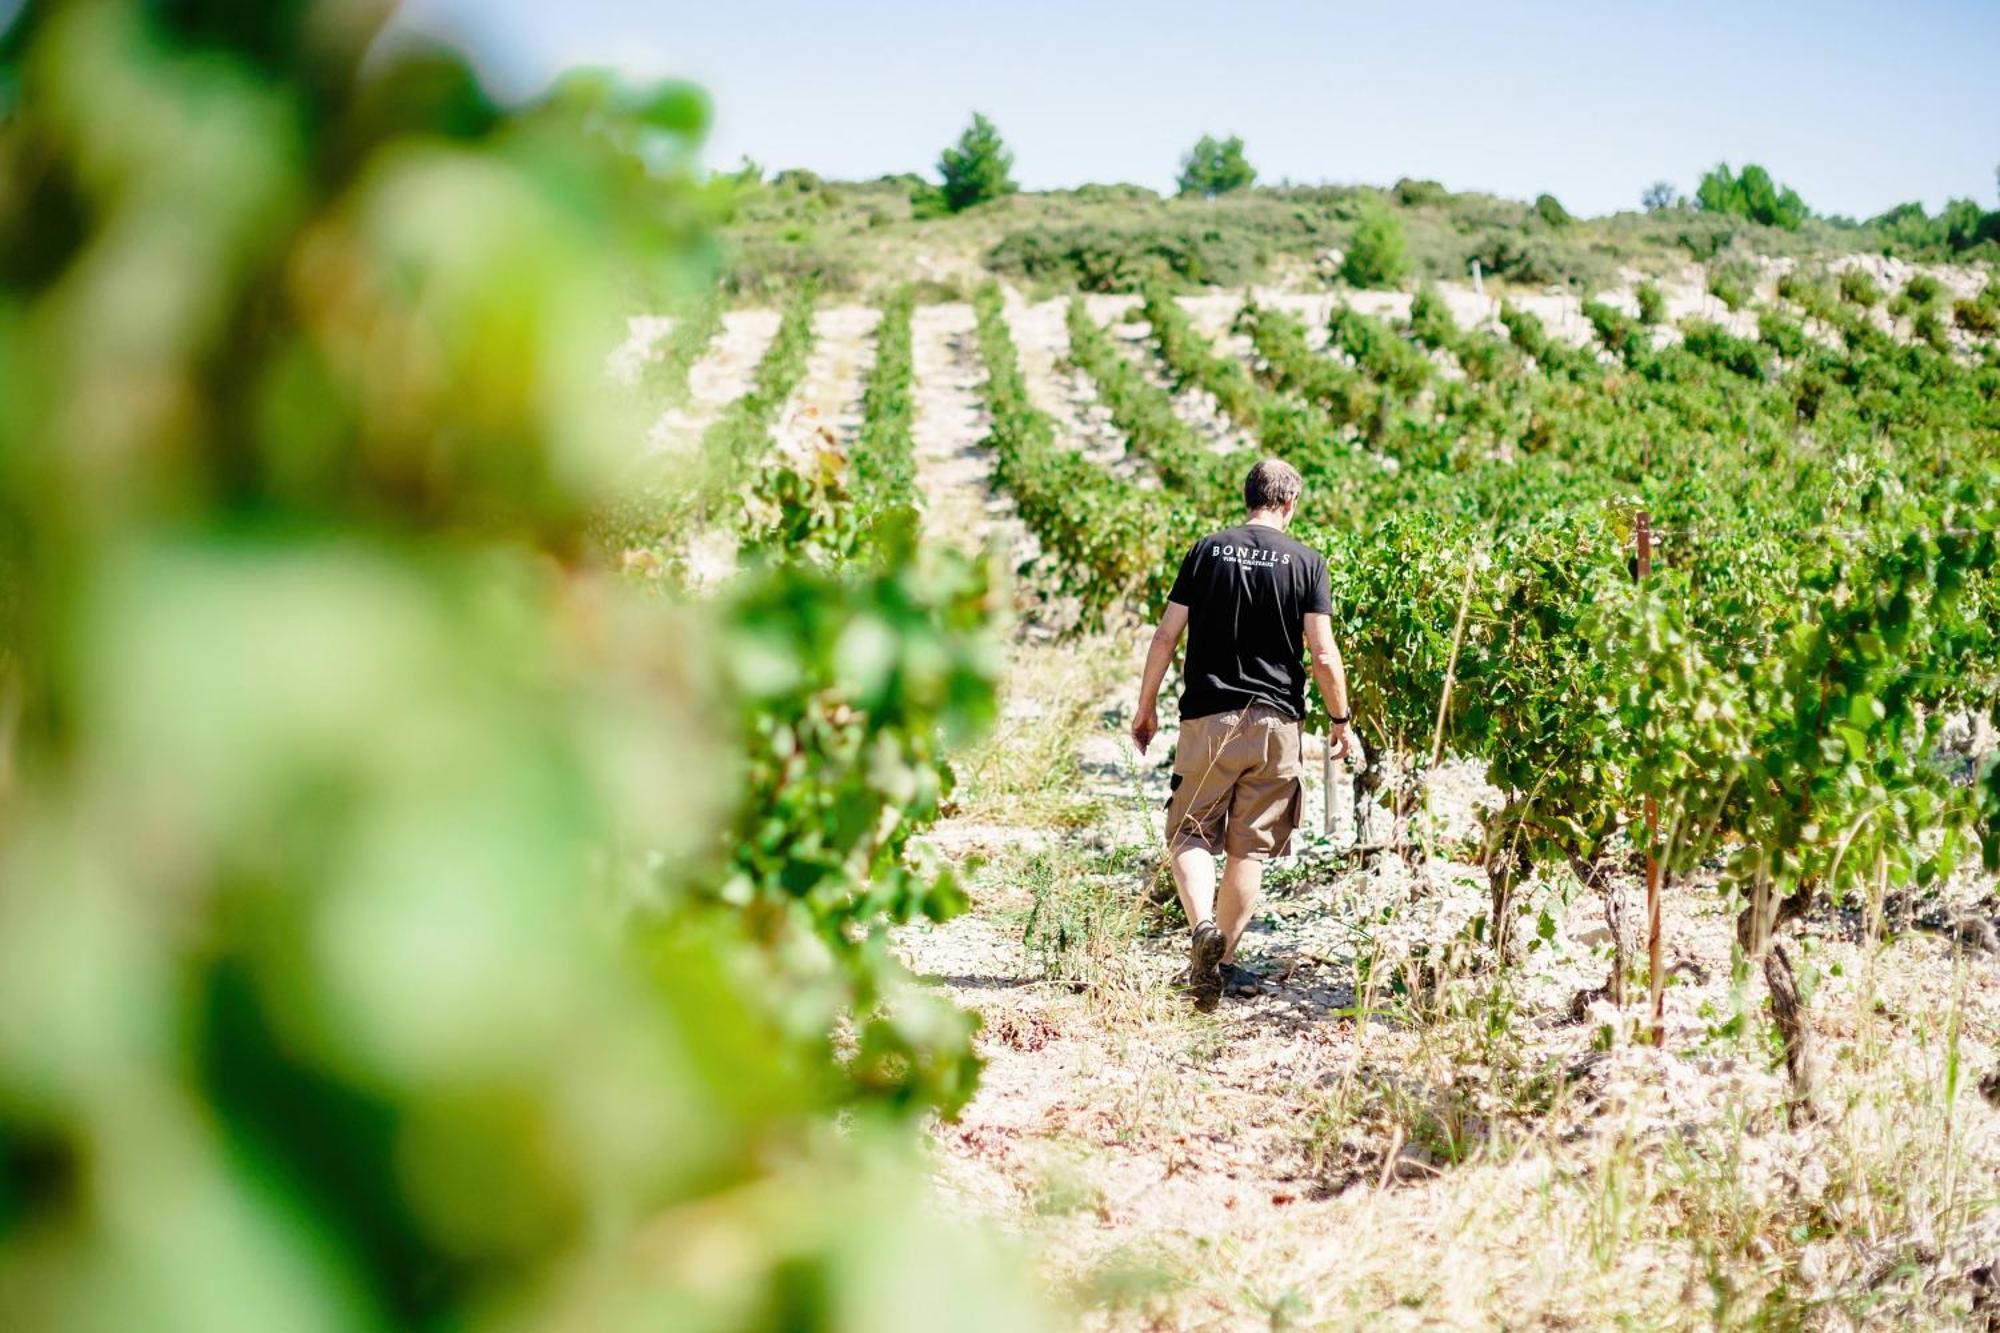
[1131, 459, 1352, 1010]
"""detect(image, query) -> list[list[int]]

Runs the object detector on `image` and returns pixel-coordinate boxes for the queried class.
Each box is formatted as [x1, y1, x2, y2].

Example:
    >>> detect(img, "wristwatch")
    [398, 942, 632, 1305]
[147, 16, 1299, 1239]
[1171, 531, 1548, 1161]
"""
[1328, 713, 1351, 727]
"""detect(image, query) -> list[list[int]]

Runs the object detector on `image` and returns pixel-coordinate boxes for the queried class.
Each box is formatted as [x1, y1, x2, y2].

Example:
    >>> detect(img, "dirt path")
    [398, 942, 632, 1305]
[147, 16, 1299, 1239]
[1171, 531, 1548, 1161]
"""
[1089, 296, 1255, 457]
[909, 301, 1034, 568]
[787, 304, 879, 444]
[645, 307, 781, 454]
[1003, 294, 1143, 480]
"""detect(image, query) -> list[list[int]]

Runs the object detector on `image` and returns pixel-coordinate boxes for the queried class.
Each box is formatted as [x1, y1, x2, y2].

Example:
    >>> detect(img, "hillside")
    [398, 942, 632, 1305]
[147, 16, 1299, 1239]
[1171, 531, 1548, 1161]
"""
[708, 173, 2000, 307]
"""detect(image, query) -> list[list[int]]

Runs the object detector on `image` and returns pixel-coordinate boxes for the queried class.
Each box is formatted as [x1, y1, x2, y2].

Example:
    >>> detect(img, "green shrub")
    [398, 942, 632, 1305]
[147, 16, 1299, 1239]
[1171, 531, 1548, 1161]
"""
[1642, 181, 1680, 211]
[1913, 308, 1952, 350]
[1342, 203, 1411, 288]
[1583, 300, 1645, 365]
[988, 221, 1264, 292]
[1956, 292, 2000, 336]
[1467, 231, 1590, 287]
[1067, 181, 1162, 203]
[772, 166, 824, 193]
[937, 112, 1017, 213]
[1902, 273, 1943, 307]
[1328, 304, 1433, 396]
[1839, 267, 1883, 307]
[1675, 216, 1737, 261]
[1681, 319, 1769, 378]
[1778, 267, 1839, 319]
[1757, 309, 1810, 359]
[1636, 281, 1666, 325]
[723, 236, 856, 298]
[1499, 301, 1556, 360]
[1177, 133, 1257, 198]
[1454, 332, 1519, 382]
[1409, 283, 1461, 350]
[1394, 177, 1450, 208]
[1533, 193, 1572, 227]
[1870, 198, 2000, 255]
[1880, 270, 1944, 320]
[1707, 260, 1756, 311]
[1695, 162, 1809, 230]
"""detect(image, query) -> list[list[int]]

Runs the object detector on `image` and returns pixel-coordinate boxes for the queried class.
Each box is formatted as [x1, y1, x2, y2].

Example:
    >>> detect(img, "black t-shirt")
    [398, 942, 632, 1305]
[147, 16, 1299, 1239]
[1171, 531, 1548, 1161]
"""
[1167, 523, 1331, 721]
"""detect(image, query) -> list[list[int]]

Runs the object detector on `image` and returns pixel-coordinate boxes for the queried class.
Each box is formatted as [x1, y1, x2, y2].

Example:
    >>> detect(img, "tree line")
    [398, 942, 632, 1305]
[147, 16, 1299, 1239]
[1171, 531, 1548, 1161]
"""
[861, 114, 2000, 263]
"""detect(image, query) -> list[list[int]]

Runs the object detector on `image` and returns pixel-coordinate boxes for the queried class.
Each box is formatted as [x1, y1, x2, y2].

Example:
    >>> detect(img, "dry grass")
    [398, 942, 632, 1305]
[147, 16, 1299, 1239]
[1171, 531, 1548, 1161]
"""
[950, 625, 1134, 833]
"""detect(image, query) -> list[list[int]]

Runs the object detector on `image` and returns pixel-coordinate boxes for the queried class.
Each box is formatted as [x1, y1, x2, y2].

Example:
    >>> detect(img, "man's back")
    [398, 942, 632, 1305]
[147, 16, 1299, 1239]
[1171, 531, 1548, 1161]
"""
[1168, 523, 1331, 722]
[1133, 458, 1351, 1009]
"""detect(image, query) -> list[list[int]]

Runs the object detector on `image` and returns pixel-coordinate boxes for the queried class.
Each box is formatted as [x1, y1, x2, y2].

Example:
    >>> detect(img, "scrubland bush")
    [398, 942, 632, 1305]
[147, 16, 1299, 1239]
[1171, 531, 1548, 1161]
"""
[1636, 281, 1666, 324]
[1674, 214, 1738, 261]
[1408, 284, 1460, 349]
[724, 236, 858, 297]
[1466, 231, 1595, 288]
[1956, 288, 2000, 335]
[1757, 309, 1810, 358]
[1681, 319, 1769, 377]
[1871, 197, 2000, 256]
[1707, 259, 1756, 311]
[1778, 266, 1839, 319]
[1913, 308, 1952, 349]
[1067, 182, 1162, 203]
[1901, 272, 1943, 307]
[988, 221, 1264, 292]
[1839, 267, 1883, 307]
[1394, 177, 1450, 208]
[1342, 203, 1411, 288]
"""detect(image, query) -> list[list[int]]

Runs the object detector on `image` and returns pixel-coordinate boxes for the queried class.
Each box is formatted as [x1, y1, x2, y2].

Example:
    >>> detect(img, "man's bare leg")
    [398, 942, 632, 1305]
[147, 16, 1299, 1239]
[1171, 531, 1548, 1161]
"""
[1172, 845, 1228, 1009]
[1216, 855, 1265, 963]
[1170, 846, 1218, 930]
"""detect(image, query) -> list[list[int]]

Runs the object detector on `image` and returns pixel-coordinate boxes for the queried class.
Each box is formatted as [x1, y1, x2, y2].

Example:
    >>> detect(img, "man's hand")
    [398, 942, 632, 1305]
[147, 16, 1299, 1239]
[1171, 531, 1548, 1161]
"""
[1135, 603, 1188, 757]
[1326, 723, 1352, 763]
[1131, 702, 1159, 755]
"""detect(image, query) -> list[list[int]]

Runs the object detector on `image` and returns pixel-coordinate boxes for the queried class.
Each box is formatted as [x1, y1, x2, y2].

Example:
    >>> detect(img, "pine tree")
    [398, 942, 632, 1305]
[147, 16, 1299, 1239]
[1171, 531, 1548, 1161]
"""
[937, 113, 1017, 213]
[1176, 134, 1256, 198]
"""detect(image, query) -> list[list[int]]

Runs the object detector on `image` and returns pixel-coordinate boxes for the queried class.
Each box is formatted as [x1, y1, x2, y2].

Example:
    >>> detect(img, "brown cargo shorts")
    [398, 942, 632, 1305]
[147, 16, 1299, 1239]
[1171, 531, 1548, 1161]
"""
[1164, 703, 1305, 861]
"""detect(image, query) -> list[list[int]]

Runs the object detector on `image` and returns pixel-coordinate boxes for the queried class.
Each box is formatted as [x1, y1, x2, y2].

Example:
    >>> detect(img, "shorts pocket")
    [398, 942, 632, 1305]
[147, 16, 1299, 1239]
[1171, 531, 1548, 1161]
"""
[1280, 777, 1305, 853]
[1268, 717, 1305, 780]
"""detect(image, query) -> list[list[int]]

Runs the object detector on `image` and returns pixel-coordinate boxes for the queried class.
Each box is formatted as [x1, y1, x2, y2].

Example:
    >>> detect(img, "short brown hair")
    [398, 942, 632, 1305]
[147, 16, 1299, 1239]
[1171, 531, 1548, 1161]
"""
[1244, 458, 1303, 511]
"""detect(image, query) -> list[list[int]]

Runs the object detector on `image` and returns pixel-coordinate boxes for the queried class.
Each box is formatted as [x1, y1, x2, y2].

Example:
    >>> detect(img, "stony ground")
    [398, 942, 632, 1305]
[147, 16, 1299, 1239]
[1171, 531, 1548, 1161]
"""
[629, 276, 2000, 1329]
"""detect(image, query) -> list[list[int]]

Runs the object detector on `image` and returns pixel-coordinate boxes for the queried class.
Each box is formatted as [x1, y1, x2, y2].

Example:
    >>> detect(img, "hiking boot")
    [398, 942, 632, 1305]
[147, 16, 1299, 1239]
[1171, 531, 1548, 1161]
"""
[1187, 922, 1225, 1011]
[1221, 962, 1266, 997]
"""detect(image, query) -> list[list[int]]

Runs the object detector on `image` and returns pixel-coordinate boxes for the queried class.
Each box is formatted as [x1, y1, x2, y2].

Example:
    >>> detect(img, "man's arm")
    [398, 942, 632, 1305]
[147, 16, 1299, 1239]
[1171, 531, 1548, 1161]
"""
[1131, 600, 1190, 754]
[1304, 612, 1353, 759]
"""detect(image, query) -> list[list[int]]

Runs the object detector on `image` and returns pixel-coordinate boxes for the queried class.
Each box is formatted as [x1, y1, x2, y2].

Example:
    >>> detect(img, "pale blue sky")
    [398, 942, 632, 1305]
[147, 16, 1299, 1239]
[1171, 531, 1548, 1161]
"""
[388, 0, 1999, 219]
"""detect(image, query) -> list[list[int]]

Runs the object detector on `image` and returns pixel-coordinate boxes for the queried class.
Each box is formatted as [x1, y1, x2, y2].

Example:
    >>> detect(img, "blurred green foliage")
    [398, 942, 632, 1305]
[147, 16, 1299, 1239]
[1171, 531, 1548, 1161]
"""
[0, 3, 1038, 1329]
